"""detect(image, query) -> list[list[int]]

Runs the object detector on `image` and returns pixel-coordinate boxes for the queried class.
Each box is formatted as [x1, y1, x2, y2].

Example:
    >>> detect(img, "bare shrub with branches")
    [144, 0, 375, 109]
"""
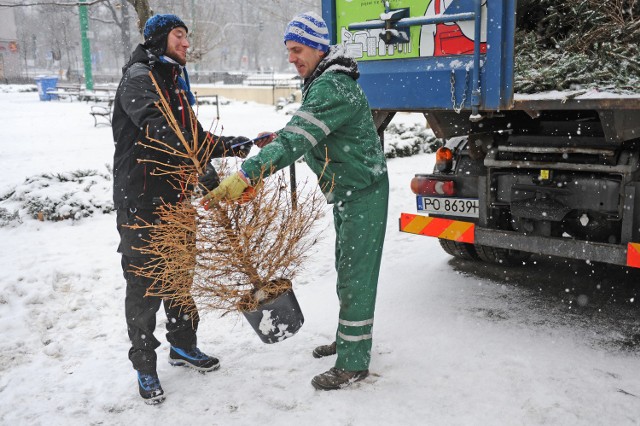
[127, 72, 325, 316]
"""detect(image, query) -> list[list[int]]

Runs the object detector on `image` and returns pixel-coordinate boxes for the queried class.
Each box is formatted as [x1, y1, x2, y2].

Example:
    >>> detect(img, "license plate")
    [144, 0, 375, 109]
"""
[417, 196, 479, 218]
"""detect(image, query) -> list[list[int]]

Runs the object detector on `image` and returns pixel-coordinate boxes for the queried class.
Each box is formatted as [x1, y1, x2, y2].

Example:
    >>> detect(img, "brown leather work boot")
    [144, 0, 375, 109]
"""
[312, 341, 337, 358]
[311, 367, 369, 390]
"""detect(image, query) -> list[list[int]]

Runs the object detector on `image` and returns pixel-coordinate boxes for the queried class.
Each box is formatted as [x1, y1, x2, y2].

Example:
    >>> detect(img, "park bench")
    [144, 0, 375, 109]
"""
[45, 83, 82, 101]
[89, 100, 113, 127]
[84, 86, 116, 127]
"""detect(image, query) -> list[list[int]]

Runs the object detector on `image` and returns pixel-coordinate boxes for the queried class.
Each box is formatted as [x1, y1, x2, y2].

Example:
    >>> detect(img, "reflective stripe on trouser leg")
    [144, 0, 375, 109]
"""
[333, 176, 389, 371]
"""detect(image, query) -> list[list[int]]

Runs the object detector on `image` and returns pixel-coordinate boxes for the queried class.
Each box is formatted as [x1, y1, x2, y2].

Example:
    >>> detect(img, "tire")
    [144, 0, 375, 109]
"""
[439, 239, 479, 260]
[474, 244, 530, 266]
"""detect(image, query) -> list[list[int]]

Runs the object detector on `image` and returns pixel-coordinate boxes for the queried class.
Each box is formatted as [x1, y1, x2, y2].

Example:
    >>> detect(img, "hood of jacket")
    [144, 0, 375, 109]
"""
[303, 45, 359, 93]
[122, 44, 167, 75]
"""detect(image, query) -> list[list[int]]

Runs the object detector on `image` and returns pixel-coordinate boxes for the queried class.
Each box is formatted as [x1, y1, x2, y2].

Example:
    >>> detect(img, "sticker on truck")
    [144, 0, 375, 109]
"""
[336, 0, 488, 61]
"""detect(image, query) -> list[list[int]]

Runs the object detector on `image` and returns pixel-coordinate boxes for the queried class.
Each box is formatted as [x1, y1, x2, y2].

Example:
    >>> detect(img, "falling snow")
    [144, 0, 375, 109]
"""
[0, 88, 639, 425]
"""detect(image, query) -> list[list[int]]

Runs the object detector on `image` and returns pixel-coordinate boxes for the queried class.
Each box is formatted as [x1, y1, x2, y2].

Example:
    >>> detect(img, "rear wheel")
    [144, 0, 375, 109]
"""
[439, 239, 479, 260]
[475, 244, 530, 266]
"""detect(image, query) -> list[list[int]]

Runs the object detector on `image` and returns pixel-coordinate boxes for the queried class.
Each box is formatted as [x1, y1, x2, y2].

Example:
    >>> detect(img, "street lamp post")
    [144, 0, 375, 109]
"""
[79, 0, 94, 90]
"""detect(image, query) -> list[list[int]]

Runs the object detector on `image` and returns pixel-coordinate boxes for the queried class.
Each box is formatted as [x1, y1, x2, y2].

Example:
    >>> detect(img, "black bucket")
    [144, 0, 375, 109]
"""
[242, 288, 304, 344]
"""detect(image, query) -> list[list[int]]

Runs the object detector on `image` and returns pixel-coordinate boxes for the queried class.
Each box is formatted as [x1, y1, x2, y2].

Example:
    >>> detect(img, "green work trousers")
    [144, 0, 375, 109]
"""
[333, 175, 389, 371]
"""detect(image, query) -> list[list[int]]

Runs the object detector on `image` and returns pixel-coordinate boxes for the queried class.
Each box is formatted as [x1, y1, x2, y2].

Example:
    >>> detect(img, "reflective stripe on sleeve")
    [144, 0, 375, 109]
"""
[339, 318, 374, 327]
[338, 331, 373, 342]
[283, 125, 318, 146]
[295, 111, 331, 136]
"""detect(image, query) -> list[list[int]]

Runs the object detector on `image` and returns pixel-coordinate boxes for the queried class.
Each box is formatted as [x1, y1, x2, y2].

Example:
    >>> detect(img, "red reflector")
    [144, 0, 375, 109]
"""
[410, 177, 455, 196]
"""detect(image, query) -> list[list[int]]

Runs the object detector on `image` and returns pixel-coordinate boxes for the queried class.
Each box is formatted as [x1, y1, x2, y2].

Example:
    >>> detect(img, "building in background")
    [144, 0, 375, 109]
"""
[0, 8, 21, 81]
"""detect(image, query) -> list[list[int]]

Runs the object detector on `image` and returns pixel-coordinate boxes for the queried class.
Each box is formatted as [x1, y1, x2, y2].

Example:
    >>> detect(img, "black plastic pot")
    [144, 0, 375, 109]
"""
[242, 288, 304, 344]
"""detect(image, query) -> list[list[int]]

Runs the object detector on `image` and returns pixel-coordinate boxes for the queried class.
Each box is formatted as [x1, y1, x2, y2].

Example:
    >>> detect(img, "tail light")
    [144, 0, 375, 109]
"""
[410, 176, 455, 196]
[435, 147, 454, 172]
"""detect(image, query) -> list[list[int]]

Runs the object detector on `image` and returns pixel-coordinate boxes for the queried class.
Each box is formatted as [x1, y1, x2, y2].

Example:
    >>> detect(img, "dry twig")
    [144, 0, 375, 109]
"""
[128, 72, 325, 315]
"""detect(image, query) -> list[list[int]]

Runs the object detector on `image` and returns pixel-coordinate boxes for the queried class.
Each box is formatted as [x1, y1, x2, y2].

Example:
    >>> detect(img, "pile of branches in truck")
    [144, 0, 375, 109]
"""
[513, 0, 640, 94]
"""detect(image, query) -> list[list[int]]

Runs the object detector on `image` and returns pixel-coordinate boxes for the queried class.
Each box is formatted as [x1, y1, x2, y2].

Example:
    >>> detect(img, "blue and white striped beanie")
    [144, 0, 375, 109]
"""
[283, 12, 330, 52]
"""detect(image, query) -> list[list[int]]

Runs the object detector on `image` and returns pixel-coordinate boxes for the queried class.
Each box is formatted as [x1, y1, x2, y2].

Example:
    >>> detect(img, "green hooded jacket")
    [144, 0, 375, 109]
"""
[241, 45, 387, 203]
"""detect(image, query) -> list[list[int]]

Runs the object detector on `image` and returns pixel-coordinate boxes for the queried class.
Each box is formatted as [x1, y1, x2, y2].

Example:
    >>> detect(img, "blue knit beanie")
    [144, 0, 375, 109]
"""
[283, 12, 330, 52]
[143, 14, 188, 56]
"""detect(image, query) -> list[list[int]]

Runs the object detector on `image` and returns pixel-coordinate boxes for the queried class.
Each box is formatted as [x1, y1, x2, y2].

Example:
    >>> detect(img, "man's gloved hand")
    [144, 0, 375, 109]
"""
[201, 171, 250, 209]
[254, 132, 277, 148]
[237, 181, 263, 204]
[198, 163, 220, 192]
[224, 136, 253, 158]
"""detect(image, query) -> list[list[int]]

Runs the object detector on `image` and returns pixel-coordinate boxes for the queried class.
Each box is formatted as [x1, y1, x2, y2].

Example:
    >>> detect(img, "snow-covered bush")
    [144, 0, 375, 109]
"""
[0, 84, 37, 93]
[384, 123, 442, 158]
[0, 207, 20, 227]
[278, 102, 301, 116]
[0, 169, 113, 224]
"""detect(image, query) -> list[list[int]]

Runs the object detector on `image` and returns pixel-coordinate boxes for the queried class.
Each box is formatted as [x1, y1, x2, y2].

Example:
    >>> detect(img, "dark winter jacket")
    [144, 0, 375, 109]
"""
[241, 45, 387, 203]
[112, 45, 227, 209]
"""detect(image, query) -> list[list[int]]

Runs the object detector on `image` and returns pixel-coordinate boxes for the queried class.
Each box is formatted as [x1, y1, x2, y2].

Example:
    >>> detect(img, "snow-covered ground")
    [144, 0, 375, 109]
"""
[0, 89, 639, 425]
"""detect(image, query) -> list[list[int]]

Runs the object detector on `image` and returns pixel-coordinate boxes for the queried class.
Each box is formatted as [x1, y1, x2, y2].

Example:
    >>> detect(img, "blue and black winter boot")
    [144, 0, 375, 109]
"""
[137, 371, 165, 405]
[169, 346, 220, 372]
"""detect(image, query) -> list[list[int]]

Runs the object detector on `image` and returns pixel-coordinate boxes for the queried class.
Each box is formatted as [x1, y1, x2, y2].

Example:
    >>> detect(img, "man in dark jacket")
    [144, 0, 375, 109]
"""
[112, 14, 250, 405]
[202, 12, 389, 391]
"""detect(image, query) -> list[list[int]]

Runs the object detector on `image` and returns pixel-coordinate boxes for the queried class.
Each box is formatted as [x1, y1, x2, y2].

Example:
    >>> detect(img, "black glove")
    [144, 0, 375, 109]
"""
[198, 163, 220, 192]
[223, 136, 253, 158]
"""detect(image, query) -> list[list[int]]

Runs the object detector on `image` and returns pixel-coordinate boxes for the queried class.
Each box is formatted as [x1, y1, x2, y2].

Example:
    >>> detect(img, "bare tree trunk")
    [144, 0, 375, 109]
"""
[120, 1, 133, 60]
[125, 0, 152, 35]
[104, 0, 134, 65]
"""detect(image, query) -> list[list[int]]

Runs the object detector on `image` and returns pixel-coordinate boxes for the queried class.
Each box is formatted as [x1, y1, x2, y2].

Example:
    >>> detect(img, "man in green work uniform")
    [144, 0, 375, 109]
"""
[202, 11, 389, 391]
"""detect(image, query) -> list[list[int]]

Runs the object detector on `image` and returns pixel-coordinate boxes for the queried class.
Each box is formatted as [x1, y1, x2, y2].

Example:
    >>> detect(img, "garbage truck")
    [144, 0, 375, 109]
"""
[321, 0, 640, 268]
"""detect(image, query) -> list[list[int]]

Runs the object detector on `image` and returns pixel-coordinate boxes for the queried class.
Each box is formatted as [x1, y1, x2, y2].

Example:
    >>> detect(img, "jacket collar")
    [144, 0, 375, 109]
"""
[303, 45, 360, 93]
[122, 44, 181, 77]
